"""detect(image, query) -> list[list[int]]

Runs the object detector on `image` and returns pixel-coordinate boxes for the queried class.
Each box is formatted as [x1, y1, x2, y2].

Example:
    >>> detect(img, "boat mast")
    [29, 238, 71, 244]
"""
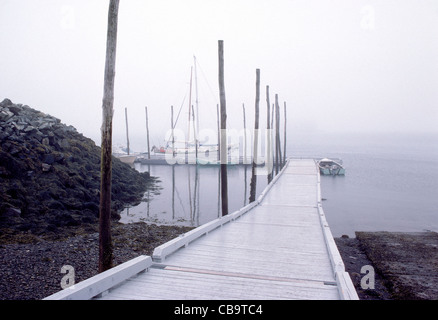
[187, 67, 193, 151]
[194, 55, 199, 158]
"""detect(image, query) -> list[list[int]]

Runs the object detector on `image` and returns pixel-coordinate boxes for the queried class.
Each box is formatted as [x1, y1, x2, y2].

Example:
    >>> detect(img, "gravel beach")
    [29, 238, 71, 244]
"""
[0, 222, 193, 300]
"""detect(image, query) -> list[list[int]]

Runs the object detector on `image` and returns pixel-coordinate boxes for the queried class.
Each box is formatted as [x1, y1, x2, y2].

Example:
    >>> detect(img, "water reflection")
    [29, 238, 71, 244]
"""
[119, 163, 268, 227]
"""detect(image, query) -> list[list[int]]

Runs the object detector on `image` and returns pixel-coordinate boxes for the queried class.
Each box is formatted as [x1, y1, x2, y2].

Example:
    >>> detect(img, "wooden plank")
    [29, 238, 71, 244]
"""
[100, 268, 339, 300]
[44, 255, 152, 300]
[152, 200, 259, 262]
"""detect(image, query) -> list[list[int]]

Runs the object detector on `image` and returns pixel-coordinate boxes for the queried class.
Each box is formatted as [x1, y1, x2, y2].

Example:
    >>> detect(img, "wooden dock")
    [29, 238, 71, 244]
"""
[44, 159, 358, 300]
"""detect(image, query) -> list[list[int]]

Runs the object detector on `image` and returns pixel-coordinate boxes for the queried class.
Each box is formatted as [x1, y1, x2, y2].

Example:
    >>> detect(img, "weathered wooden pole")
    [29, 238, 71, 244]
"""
[275, 94, 281, 174]
[277, 97, 283, 169]
[242, 103, 247, 164]
[216, 104, 220, 162]
[271, 102, 275, 176]
[271, 103, 275, 131]
[171, 105, 175, 155]
[266, 85, 272, 183]
[283, 101, 287, 165]
[218, 40, 228, 216]
[249, 69, 260, 203]
[99, 0, 119, 273]
[171, 105, 175, 219]
[145, 107, 150, 159]
[124, 107, 130, 155]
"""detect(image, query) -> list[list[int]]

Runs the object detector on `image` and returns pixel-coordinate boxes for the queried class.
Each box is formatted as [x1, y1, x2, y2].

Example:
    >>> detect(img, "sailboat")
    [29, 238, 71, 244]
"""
[113, 107, 137, 165]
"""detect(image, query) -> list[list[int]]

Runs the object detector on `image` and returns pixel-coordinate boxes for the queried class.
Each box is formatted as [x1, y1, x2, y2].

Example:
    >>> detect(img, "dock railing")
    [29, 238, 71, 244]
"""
[152, 159, 291, 262]
[315, 159, 359, 300]
[44, 256, 153, 300]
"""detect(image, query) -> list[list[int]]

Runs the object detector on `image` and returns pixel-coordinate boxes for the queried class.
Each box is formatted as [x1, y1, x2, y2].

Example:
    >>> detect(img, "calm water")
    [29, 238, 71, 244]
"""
[120, 132, 438, 237]
[293, 132, 438, 237]
[120, 163, 268, 227]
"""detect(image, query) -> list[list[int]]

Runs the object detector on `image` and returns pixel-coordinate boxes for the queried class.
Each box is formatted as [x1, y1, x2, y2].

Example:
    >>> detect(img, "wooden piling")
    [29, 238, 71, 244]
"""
[283, 101, 287, 165]
[249, 69, 260, 203]
[171, 106, 175, 218]
[145, 107, 150, 159]
[171, 105, 175, 155]
[218, 40, 228, 216]
[99, 0, 119, 273]
[125, 107, 130, 155]
[275, 94, 282, 174]
[242, 103, 247, 164]
[266, 85, 272, 183]
[216, 104, 220, 162]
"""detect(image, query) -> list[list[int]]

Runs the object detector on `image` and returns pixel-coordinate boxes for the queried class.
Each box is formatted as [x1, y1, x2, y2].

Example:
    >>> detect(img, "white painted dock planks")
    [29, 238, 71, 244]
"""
[45, 159, 358, 300]
[99, 159, 356, 300]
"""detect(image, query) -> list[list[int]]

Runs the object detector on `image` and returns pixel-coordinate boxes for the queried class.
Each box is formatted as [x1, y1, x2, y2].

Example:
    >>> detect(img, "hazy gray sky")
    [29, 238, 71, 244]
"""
[1, 0, 437, 151]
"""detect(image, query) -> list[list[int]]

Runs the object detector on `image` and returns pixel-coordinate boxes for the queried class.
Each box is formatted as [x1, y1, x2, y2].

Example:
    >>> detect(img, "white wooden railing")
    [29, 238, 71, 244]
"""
[152, 159, 291, 262]
[315, 159, 359, 300]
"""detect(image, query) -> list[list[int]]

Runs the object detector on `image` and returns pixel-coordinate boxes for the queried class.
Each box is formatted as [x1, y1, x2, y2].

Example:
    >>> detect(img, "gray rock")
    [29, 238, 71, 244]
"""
[0, 98, 12, 107]
[0, 110, 14, 122]
[8, 105, 22, 115]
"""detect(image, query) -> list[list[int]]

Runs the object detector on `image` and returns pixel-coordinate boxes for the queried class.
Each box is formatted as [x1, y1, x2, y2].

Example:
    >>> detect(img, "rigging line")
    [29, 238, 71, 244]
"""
[173, 183, 187, 218]
[194, 57, 219, 104]
[163, 87, 189, 147]
[174, 89, 188, 128]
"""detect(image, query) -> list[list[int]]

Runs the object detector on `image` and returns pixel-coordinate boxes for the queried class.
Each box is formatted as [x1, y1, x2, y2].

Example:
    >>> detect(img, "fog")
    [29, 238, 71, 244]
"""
[1, 0, 437, 152]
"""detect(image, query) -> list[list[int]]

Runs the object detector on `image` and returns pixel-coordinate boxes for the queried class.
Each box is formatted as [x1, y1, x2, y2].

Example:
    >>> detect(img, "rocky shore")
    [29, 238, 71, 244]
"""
[0, 98, 153, 238]
[335, 231, 438, 300]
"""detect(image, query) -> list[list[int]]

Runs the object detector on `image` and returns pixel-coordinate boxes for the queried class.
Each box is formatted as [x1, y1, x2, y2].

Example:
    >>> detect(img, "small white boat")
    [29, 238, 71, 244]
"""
[318, 158, 345, 176]
[114, 154, 137, 165]
[113, 145, 137, 165]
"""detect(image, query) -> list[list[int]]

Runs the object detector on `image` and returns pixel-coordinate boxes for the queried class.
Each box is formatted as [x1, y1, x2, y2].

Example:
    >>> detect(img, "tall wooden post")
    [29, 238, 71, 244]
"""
[276, 95, 283, 169]
[218, 40, 228, 216]
[171, 105, 175, 155]
[145, 107, 150, 159]
[271, 103, 275, 131]
[125, 107, 130, 155]
[275, 94, 281, 174]
[171, 105, 175, 219]
[249, 69, 260, 203]
[242, 103, 247, 164]
[99, 0, 119, 273]
[266, 85, 272, 183]
[283, 101, 287, 165]
[216, 104, 220, 162]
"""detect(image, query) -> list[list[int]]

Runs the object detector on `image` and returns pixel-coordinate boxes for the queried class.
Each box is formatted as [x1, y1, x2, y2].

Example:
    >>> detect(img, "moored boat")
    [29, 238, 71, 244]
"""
[114, 154, 137, 165]
[317, 158, 345, 176]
